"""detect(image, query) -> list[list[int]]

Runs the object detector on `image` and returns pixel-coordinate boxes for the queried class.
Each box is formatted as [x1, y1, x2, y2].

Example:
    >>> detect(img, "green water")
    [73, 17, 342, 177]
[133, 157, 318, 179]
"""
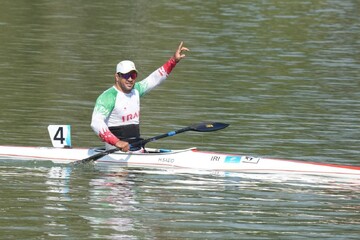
[0, 0, 359, 239]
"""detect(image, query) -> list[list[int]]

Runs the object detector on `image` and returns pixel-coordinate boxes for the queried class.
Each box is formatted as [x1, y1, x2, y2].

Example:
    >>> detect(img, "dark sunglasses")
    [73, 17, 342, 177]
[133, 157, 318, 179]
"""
[119, 72, 137, 80]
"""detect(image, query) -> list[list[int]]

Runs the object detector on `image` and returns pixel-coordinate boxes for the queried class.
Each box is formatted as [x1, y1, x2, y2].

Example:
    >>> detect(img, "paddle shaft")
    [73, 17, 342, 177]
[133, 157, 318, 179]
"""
[132, 126, 192, 147]
[77, 127, 192, 164]
[76, 122, 228, 164]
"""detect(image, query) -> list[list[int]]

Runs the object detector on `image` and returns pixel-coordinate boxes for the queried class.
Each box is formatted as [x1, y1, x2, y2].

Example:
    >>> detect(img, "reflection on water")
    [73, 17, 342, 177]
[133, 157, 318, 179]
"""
[86, 171, 138, 236]
[0, 161, 360, 239]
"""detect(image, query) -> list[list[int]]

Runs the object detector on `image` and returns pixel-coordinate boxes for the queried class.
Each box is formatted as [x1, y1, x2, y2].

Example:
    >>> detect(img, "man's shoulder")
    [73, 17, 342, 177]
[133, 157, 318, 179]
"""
[99, 86, 118, 97]
[102, 86, 117, 94]
[97, 86, 118, 102]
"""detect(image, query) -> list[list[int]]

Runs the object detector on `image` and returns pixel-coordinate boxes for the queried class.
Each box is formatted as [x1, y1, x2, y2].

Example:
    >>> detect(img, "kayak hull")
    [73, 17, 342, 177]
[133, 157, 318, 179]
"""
[0, 145, 360, 178]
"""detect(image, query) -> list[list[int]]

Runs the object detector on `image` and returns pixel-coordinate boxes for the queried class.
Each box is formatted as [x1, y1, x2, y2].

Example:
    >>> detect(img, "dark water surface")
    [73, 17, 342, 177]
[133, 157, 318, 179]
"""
[1, 0, 359, 239]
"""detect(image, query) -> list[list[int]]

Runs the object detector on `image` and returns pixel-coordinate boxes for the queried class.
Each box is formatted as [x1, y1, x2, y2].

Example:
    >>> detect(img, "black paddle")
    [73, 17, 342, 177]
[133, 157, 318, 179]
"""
[75, 122, 229, 164]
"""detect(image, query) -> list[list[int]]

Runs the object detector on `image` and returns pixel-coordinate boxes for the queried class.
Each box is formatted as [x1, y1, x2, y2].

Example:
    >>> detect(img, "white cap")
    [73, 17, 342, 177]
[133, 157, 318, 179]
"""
[116, 60, 138, 74]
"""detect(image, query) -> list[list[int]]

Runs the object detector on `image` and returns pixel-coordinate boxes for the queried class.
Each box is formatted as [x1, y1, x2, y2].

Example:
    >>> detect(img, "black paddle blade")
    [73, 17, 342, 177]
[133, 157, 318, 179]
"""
[190, 122, 229, 132]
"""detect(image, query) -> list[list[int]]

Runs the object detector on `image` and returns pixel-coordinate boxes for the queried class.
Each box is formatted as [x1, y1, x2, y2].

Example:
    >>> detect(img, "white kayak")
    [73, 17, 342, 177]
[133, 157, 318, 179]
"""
[1, 123, 359, 179]
[1, 145, 360, 179]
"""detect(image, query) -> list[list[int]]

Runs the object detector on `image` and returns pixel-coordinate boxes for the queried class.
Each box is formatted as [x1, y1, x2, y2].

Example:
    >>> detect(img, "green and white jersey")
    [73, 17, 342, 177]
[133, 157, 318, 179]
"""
[91, 57, 177, 145]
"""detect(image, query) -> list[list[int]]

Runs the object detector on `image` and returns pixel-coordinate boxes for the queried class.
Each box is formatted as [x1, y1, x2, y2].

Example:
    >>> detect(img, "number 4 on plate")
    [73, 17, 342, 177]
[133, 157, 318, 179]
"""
[48, 125, 72, 148]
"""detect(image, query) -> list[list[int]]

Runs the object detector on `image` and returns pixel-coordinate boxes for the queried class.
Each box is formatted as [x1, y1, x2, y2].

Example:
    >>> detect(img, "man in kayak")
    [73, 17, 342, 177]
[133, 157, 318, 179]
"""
[91, 42, 189, 152]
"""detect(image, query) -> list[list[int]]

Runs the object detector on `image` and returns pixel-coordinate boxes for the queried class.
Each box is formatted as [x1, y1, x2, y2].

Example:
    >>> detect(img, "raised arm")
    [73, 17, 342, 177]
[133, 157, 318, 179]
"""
[136, 42, 190, 96]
